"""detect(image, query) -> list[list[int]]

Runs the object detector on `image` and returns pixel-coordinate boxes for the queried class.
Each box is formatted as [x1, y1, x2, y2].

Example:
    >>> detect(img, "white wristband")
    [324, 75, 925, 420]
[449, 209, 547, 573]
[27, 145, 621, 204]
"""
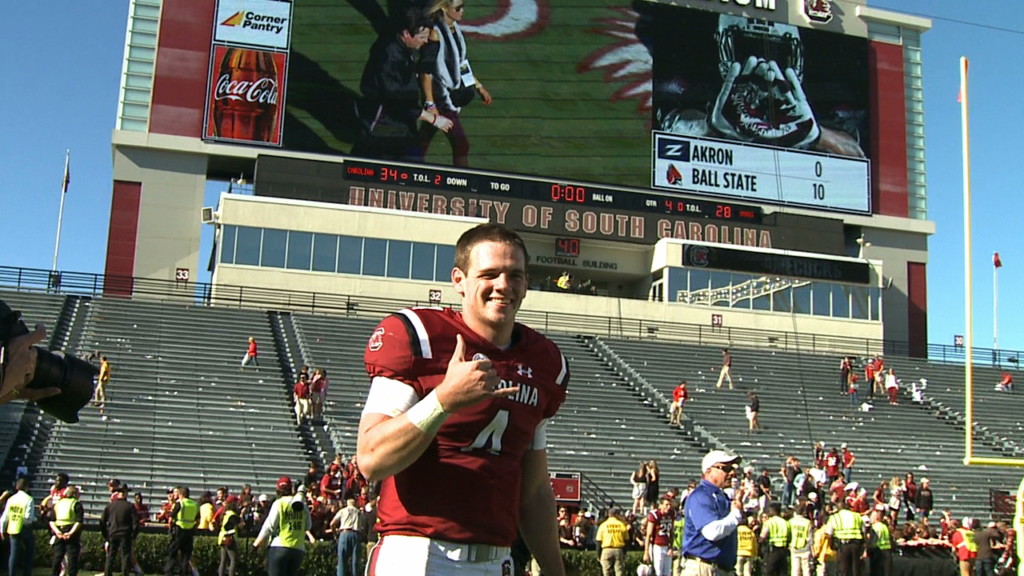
[406, 390, 449, 434]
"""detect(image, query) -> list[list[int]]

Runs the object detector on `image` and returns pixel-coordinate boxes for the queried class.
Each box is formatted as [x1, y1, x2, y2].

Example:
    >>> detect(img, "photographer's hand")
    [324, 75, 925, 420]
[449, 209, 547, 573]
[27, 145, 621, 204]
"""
[0, 324, 60, 405]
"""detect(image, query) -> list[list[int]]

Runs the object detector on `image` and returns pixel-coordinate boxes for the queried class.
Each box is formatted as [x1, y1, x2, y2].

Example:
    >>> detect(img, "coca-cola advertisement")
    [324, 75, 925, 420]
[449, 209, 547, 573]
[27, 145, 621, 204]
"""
[204, 45, 287, 146]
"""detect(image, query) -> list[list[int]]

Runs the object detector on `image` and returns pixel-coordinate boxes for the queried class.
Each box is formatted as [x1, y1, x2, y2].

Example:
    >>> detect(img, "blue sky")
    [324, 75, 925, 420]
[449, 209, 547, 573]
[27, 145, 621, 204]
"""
[2, 1, 1022, 354]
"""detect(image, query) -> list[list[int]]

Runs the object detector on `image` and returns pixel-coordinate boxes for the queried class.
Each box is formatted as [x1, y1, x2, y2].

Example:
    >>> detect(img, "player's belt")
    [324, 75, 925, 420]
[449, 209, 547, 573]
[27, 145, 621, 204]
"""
[434, 539, 510, 563]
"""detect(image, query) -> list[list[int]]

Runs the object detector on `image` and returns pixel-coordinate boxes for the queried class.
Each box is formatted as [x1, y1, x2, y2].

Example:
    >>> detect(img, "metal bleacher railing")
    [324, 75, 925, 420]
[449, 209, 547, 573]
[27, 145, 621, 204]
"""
[2, 265, 1020, 367]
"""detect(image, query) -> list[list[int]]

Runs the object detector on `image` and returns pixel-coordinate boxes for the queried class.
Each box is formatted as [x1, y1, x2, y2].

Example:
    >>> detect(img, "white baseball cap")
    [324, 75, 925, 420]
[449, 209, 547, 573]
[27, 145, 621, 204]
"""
[702, 449, 740, 472]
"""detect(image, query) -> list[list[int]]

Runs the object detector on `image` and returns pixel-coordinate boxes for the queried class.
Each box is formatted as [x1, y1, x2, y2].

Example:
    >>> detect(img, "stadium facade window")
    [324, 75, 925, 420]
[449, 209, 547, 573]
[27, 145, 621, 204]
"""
[812, 283, 830, 317]
[286, 231, 313, 270]
[312, 233, 338, 273]
[224, 225, 459, 282]
[338, 235, 363, 274]
[752, 290, 771, 311]
[688, 269, 711, 306]
[666, 266, 878, 321]
[710, 272, 731, 308]
[792, 283, 811, 315]
[772, 285, 792, 313]
[220, 225, 237, 264]
[411, 242, 435, 281]
[850, 285, 869, 320]
[386, 240, 412, 278]
[435, 245, 456, 282]
[235, 226, 262, 266]
[261, 229, 287, 268]
[362, 238, 387, 277]
[832, 284, 850, 319]
[731, 274, 751, 310]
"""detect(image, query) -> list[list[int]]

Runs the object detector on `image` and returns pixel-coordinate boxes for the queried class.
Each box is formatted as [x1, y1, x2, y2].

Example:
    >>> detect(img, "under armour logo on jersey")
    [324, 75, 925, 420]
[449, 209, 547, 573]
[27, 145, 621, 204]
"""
[516, 364, 533, 378]
[473, 353, 489, 362]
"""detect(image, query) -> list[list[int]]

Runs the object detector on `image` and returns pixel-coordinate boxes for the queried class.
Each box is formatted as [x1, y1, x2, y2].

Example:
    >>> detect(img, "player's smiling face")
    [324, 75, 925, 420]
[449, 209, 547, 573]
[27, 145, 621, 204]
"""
[453, 240, 527, 346]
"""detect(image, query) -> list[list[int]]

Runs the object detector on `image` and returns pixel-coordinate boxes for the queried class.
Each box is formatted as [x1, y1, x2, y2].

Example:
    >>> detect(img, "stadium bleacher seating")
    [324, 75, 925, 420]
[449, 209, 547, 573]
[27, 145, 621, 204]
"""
[2, 287, 1020, 521]
[29, 297, 310, 515]
[600, 338, 1023, 515]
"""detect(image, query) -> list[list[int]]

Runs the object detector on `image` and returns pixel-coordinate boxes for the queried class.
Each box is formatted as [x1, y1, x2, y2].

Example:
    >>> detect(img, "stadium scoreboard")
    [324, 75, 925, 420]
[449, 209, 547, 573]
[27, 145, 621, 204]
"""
[344, 159, 764, 224]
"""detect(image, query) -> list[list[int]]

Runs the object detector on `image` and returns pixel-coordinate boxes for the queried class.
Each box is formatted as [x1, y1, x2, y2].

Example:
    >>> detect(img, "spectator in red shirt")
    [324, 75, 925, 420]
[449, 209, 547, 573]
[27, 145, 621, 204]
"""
[841, 443, 856, 483]
[950, 517, 977, 576]
[864, 360, 876, 399]
[872, 356, 885, 398]
[824, 448, 841, 485]
[293, 374, 311, 426]
[997, 372, 1013, 392]
[240, 337, 258, 369]
[320, 465, 342, 502]
[310, 369, 329, 424]
[669, 381, 689, 427]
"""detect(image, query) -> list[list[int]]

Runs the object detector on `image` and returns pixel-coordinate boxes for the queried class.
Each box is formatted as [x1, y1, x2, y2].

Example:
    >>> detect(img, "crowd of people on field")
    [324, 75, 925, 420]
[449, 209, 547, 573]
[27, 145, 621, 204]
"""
[571, 444, 1019, 576]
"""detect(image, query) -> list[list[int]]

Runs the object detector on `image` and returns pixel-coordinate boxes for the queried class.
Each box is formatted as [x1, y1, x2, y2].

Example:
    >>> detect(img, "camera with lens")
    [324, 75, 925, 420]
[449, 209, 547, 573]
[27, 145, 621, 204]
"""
[0, 299, 98, 423]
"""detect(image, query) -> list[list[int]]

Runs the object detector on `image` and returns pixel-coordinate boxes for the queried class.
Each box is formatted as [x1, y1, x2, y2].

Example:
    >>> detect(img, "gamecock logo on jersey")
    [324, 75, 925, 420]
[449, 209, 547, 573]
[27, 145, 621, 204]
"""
[368, 327, 385, 351]
[803, 0, 834, 23]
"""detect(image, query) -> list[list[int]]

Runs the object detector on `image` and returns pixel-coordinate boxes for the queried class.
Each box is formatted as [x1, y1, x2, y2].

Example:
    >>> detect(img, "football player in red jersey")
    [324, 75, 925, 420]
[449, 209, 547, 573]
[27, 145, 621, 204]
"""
[358, 224, 569, 576]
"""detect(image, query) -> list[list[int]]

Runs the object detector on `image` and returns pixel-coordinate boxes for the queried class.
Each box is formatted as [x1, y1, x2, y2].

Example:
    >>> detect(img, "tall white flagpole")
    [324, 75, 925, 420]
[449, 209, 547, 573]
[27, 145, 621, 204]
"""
[52, 149, 70, 272]
[961, 56, 974, 462]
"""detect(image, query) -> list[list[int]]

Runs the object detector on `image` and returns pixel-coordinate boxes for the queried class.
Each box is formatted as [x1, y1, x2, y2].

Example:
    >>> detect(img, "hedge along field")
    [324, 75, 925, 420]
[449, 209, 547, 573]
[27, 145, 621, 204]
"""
[24, 529, 680, 576]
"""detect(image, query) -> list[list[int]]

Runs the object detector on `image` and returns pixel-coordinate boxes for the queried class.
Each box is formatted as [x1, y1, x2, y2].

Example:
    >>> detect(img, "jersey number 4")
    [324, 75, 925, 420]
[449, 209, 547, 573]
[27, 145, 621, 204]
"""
[462, 410, 509, 455]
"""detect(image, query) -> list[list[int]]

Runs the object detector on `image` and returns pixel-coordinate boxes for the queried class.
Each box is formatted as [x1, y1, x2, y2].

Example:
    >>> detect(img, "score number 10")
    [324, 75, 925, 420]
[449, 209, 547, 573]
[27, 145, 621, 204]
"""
[812, 161, 825, 201]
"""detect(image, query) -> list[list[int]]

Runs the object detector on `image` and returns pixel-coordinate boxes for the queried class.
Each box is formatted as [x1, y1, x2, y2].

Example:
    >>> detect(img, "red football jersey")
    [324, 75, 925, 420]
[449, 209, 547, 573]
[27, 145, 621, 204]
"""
[364, 307, 569, 545]
[647, 508, 676, 546]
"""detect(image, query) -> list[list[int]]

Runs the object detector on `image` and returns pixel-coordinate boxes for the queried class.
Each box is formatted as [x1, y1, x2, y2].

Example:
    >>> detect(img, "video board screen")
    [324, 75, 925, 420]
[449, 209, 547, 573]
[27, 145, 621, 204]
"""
[642, 4, 871, 212]
[246, 0, 871, 213]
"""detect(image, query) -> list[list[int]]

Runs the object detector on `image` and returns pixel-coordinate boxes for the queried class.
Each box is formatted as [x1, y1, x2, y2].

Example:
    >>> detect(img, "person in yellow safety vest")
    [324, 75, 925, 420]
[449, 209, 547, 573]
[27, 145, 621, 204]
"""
[811, 521, 837, 576]
[253, 477, 314, 576]
[164, 486, 199, 576]
[1, 478, 37, 576]
[759, 502, 790, 576]
[866, 508, 893, 576]
[950, 517, 977, 576]
[824, 499, 865, 576]
[217, 497, 240, 576]
[596, 506, 630, 576]
[736, 515, 759, 576]
[789, 502, 814, 576]
[49, 485, 84, 576]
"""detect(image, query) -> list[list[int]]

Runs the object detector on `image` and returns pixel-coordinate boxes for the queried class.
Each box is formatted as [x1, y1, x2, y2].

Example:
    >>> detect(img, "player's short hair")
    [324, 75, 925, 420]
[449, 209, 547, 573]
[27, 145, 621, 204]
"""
[454, 224, 529, 272]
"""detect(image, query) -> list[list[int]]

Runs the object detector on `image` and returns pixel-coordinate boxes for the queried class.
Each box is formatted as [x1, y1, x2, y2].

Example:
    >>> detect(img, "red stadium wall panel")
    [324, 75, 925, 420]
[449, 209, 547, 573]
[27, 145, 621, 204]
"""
[907, 261, 928, 358]
[149, 0, 216, 137]
[104, 181, 143, 296]
[869, 41, 909, 218]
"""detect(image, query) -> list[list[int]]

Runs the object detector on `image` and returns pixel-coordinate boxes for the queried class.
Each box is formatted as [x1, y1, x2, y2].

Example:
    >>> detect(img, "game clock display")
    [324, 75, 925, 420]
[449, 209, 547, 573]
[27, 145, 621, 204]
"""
[344, 159, 763, 223]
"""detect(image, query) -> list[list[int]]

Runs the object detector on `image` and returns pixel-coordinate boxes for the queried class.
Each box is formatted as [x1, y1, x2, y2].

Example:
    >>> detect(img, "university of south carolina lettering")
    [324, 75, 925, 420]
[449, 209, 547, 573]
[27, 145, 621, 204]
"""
[347, 186, 772, 248]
